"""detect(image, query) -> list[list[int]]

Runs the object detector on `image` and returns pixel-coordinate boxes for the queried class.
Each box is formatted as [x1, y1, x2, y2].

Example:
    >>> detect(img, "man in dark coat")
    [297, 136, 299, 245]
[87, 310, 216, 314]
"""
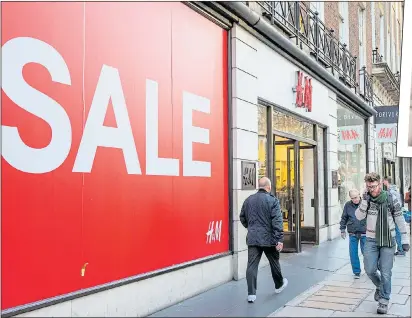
[339, 189, 366, 278]
[240, 177, 287, 303]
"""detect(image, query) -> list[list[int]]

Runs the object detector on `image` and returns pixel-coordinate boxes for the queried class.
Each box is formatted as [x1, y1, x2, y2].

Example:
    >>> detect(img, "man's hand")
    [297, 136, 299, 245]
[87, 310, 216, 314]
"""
[341, 232, 346, 239]
[402, 244, 410, 252]
[276, 242, 283, 252]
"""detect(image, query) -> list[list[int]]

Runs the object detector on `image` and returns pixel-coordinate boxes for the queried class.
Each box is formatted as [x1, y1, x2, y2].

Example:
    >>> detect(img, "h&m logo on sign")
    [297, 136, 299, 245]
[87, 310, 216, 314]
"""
[293, 71, 312, 112]
[206, 220, 222, 244]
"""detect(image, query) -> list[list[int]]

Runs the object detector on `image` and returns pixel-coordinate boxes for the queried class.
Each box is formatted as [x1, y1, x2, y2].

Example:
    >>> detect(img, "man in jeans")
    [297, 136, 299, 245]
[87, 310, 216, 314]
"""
[356, 172, 410, 315]
[383, 176, 405, 256]
[340, 189, 366, 279]
[240, 177, 288, 303]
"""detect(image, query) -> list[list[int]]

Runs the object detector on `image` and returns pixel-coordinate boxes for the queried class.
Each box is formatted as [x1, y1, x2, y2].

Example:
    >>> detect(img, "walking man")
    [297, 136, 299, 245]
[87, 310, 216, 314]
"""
[340, 189, 366, 279]
[383, 176, 405, 256]
[240, 177, 288, 303]
[356, 172, 410, 314]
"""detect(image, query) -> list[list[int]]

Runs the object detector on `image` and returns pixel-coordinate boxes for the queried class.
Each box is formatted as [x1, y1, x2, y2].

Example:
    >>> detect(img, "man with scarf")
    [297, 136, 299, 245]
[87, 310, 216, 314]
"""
[356, 172, 410, 315]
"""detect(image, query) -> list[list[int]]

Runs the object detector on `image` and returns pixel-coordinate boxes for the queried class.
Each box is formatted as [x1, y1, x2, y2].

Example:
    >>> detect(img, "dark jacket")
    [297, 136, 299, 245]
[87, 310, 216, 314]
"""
[340, 200, 366, 234]
[239, 189, 283, 246]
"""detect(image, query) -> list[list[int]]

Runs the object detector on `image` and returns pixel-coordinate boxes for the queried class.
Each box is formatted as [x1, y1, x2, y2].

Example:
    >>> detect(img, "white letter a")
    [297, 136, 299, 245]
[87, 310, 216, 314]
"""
[73, 65, 141, 174]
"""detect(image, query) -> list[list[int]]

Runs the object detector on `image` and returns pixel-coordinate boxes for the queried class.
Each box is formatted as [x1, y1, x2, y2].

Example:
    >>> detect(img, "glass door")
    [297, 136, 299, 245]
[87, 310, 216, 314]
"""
[274, 135, 317, 252]
[274, 136, 301, 252]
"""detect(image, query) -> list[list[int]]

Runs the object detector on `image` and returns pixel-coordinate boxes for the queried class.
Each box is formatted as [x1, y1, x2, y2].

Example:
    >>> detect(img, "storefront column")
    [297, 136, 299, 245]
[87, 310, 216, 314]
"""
[368, 117, 376, 172]
[325, 92, 340, 240]
[230, 25, 260, 280]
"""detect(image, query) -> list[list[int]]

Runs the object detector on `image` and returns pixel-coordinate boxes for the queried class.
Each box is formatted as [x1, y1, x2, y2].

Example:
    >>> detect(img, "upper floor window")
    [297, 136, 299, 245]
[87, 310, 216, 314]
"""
[379, 14, 385, 59]
[358, 7, 366, 68]
[310, 2, 324, 22]
[338, 2, 349, 48]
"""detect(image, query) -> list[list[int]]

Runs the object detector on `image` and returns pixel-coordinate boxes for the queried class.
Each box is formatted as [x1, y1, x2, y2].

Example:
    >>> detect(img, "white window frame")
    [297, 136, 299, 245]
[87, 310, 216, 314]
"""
[338, 2, 349, 48]
[358, 7, 366, 69]
[310, 2, 324, 23]
[379, 13, 385, 60]
[371, 2, 376, 50]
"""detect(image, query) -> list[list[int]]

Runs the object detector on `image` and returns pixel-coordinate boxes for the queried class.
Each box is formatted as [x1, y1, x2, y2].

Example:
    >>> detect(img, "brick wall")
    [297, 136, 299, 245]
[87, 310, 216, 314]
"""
[365, 3, 372, 74]
[348, 2, 360, 84]
[374, 2, 381, 55]
[324, 2, 339, 36]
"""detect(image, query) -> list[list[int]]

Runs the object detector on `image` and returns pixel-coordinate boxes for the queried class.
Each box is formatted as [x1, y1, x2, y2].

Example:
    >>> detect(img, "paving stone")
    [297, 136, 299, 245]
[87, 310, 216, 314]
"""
[365, 291, 409, 304]
[326, 274, 358, 282]
[389, 303, 411, 317]
[350, 281, 377, 289]
[323, 280, 353, 287]
[322, 285, 371, 295]
[286, 284, 324, 306]
[305, 295, 360, 305]
[299, 300, 355, 311]
[269, 306, 334, 317]
[331, 311, 399, 317]
[391, 267, 410, 273]
[399, 287, 411, 295]
[315, 290, 366, 299]
[392, 278, 411, 287]
[391, 285, 404, 294]
[355, 300, 381, 314]
[392, 272, 410, 279]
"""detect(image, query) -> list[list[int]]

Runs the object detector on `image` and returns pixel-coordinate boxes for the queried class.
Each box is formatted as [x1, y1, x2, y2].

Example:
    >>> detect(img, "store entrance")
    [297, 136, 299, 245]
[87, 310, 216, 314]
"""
[274, 135, 317, 253]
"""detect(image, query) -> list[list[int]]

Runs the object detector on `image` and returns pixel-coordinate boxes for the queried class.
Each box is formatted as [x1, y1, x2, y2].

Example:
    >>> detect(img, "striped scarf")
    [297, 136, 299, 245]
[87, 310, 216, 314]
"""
[370, 190, 393, 247]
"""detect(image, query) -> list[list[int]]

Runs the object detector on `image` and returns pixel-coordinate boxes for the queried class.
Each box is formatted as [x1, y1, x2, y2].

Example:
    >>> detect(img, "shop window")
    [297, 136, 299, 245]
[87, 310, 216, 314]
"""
[272, 109, 314, 140]
[337, 105, 367, 208]
[258, 105, 267, 179]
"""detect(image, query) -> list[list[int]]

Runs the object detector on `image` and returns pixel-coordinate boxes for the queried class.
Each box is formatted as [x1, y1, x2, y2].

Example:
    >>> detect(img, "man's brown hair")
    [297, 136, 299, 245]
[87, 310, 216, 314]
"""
[364, 172, 381, 183]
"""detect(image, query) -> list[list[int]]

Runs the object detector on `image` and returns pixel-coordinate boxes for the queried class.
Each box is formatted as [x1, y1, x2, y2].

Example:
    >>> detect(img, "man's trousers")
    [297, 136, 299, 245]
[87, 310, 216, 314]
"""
[246, 245, 284, 295]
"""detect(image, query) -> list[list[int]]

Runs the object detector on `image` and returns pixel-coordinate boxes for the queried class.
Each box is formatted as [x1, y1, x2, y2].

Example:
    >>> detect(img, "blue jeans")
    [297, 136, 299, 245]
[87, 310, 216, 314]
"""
[349, 234, 366, 275]
[395, 224, 404, 254]
[364, 237, 396, 304]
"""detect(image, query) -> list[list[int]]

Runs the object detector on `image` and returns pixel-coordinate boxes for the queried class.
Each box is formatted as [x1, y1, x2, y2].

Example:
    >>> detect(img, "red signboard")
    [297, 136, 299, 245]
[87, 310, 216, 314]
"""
[294, 71, 312, 112]
[1, 2, 228, 310]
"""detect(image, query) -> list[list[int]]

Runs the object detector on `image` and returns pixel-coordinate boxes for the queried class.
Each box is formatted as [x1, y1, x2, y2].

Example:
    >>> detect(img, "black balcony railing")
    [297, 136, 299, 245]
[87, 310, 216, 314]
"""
[372, 48, 384, 64]
[359, 66, 373, 103]
[371, 47, 400, 102]
[394, 71, 400, 83]
[255, 1, 358, 87]
[243, 1, 374, 105]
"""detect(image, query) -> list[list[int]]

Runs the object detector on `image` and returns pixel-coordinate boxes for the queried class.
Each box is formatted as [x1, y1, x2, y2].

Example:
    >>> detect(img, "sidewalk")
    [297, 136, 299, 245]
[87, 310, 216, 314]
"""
[149, 237, 410, 317]
[271, 247, 410, 317]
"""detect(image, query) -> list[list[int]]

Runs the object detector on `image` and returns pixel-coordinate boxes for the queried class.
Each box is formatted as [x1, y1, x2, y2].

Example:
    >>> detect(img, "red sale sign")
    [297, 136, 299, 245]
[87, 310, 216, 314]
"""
[1, 2, 228, 310]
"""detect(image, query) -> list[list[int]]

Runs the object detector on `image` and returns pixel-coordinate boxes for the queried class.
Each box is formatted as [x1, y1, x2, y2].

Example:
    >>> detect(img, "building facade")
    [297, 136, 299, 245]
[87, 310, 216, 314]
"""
[1, 2, 409, 318]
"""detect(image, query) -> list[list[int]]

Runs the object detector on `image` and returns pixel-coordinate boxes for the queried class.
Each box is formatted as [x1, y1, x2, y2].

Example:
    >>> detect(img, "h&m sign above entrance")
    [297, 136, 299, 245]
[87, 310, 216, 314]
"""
[293, 71, 312, 112]
[374, 106, 398, 143]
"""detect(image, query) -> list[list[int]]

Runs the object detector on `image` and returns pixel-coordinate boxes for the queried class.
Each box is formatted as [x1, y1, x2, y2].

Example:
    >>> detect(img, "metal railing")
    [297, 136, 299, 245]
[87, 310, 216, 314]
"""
[242, 1, 375, 106]
[372, 47, 400, 95]
[359, 66, 373, 103]
[372, 47, 384, 64]
[255, 1, 358, 88]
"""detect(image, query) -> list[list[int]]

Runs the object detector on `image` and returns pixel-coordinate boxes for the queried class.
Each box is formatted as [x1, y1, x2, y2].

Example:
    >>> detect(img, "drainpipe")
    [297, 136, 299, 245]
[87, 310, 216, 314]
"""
[221, 1, 377, 118]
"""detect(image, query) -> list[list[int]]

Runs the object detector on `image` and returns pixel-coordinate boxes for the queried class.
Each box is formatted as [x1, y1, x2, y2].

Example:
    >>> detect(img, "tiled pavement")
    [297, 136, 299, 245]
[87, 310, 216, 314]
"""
[270, 250, 411, 317]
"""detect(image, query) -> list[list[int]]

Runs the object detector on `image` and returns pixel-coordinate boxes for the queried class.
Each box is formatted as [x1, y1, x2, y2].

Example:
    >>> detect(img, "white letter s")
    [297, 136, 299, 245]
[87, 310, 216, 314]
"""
[2, 37, 72, 174]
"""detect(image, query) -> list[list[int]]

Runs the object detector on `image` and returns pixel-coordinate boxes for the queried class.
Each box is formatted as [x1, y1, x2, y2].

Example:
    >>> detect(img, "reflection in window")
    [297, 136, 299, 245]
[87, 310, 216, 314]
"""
[337, 104, 366, 208]
[272, 110, 314, 140]
[258, 106, 267, 179]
